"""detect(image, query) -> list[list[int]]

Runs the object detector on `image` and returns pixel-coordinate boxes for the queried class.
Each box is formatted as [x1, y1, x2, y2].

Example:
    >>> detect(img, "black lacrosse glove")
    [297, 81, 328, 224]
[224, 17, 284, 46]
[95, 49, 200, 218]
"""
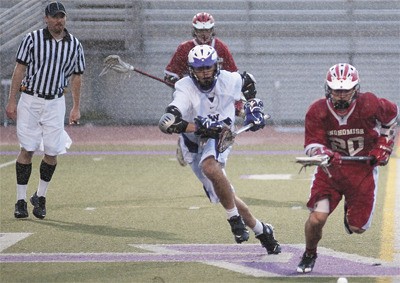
[164, 75, 179, 86]
[241, 71, 257, 100]
[244, 99, 266, 132]
[194, 116, 224, 139]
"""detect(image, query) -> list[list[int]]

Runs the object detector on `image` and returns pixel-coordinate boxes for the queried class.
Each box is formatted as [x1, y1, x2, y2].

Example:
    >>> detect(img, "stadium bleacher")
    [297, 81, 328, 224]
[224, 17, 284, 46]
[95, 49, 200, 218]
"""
[0, 0, 399, 125]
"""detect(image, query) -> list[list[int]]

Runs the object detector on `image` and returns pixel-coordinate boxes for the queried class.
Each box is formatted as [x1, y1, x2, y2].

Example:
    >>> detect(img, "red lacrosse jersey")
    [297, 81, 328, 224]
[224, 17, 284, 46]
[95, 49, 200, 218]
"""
[304, 92, 398, 228]
[304, 92, 398, 156]
[164, 38, 238, 79]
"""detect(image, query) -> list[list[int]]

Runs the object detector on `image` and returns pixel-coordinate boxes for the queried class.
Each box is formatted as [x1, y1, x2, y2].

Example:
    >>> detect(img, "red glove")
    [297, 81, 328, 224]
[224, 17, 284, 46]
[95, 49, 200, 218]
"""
[369, 136, 394, 166]
[313, 147, 342, 166]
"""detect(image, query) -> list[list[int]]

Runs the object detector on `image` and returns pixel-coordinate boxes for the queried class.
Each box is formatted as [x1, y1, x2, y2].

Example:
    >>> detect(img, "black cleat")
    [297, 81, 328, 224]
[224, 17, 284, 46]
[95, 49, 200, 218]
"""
[14, 199, 28, 218]
[344, 203, 353, 234]
[256, 223, 281, 254]
[297, 252, 317, 273]
[227, 215, 249, 243]
[30, 192, 46, 219]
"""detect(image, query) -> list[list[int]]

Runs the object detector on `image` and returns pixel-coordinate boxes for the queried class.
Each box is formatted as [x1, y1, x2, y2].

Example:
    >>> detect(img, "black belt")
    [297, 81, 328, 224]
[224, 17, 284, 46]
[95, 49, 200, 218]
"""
[24, 90, 64, 100]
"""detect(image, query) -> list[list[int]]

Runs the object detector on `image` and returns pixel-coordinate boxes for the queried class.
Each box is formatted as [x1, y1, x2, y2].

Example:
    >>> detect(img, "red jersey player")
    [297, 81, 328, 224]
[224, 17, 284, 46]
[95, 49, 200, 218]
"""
[164, 12, 238, 84]
[297, 63, 398, 273]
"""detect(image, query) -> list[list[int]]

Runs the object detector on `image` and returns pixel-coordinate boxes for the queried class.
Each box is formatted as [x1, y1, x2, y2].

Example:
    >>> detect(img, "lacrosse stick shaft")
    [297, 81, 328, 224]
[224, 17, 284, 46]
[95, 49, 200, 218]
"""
[216, 113, 271, 153]
[100, 55, 175, 88]
[296, 156, 373, 163]
[339, 156, 373, 161]
[132, 68, 174, 88]
[234, 113, 271, 136]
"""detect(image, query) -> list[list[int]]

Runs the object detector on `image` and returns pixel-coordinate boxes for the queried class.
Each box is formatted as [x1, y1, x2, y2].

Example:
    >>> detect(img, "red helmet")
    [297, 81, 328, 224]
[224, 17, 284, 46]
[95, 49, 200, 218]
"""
[192, 12, 215, 29]
[326, 63, 359, 91]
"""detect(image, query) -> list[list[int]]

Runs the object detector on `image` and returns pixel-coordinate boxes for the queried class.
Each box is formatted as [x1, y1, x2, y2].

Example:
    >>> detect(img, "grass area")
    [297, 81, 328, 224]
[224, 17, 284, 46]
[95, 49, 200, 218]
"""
[0, 144, 394, 282]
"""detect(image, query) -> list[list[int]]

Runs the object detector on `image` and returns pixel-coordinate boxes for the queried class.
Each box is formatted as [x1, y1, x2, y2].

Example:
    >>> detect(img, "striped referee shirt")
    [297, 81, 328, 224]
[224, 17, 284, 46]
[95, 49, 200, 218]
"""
[16, 27, 85, 97]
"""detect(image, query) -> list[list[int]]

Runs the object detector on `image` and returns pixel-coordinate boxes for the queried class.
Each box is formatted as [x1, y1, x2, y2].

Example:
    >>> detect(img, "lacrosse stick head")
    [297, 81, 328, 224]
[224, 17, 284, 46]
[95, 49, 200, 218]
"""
[217, 127, 235, 153]
[295, 155, 332, 177]
[295, 155, 330, 167]
[99, 55, 134, 76]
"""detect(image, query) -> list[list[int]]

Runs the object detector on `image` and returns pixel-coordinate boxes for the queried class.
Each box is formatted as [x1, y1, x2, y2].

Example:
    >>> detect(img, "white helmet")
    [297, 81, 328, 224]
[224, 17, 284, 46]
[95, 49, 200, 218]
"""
[188, 45, 220, 93]
[325, 63, 360, 110]
[192, 12, 215, 29]
[326, 63, 359, 91]
[192, 12, 215, 44]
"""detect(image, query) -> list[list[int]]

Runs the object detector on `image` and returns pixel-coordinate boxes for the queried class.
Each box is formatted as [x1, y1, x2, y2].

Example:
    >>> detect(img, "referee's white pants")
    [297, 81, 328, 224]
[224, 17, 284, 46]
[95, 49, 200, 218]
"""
[17, 93, 72, 156]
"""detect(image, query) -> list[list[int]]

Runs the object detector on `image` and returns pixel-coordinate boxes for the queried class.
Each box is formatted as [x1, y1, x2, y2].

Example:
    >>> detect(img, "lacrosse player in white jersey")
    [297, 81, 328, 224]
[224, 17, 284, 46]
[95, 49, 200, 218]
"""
[158, 45, 281, 254]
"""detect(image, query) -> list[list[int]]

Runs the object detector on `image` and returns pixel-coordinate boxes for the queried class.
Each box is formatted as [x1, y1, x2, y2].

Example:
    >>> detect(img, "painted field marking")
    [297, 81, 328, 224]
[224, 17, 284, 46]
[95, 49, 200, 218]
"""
[380, 144, 400, 264]
[0, 159, 16, 169]
[241, 174, 292, 180]
[0, 233, 32, 252]
[1, 242, 399, 278]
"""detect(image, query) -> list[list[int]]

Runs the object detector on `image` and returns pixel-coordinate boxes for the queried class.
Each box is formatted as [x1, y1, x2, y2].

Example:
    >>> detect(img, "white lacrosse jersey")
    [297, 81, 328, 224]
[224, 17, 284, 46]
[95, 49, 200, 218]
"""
[170, 70, 242, 129]
[170, 70, 243, 203]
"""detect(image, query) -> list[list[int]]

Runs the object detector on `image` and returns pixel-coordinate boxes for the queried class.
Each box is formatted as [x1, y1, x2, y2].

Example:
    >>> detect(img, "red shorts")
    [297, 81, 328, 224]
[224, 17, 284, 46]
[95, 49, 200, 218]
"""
[307, 162, 378, 230]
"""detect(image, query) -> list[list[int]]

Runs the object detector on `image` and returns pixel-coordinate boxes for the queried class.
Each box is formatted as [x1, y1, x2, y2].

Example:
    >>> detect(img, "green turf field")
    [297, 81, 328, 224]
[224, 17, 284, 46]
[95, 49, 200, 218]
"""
[0, 142, 397, 283]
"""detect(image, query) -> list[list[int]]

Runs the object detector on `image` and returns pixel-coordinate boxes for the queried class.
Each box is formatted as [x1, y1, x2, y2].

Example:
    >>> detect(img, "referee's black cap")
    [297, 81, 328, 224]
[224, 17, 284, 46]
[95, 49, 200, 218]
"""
[45, 1, 66, 17]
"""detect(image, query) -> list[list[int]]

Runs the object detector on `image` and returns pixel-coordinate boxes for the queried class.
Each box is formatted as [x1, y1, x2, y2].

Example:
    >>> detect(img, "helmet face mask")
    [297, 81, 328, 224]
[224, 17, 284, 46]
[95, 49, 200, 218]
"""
[193, 28, 214, 44]
[192, 12, 215, 44]
[329, 88, 357, 110]
[188, 45, 220, 93]
[325, 63, 360, 112]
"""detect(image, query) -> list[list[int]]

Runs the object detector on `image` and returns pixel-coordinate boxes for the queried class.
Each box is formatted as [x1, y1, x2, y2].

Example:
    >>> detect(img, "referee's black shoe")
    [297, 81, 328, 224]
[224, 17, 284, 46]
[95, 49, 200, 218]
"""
[14, 199, 29, 218]
[30, 192, 46, 219]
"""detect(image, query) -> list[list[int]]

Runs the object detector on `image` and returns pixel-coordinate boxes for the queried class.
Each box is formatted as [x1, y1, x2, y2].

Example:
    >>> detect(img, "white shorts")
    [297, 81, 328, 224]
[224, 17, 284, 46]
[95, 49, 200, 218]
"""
[17, 93, 72, 156]
[180, 135, 233, 203]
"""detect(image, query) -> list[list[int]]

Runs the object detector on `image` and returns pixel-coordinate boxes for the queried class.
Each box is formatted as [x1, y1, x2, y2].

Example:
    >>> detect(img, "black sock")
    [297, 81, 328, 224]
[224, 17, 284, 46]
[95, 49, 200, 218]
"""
[40, 160, 57, 182]
[16, 162, 32, 185]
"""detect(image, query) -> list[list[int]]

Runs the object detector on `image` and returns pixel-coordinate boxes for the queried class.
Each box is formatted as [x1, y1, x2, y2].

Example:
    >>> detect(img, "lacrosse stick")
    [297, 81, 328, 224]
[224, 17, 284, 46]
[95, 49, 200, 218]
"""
[99, 55, 175, 88]
[217, 114, 271, 153]
[295, 155, 374, 177]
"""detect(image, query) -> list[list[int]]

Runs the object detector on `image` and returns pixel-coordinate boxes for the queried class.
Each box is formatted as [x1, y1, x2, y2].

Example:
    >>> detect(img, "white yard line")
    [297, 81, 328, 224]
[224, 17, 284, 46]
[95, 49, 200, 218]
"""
[0, 159, 16, 169]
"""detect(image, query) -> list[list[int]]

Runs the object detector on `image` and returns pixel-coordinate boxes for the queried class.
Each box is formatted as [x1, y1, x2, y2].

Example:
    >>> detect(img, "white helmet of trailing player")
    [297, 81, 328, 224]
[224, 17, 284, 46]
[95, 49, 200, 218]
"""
[188, 45, 220, 93]
[192, 12, 215, 29]
[192, 12, 215, 44]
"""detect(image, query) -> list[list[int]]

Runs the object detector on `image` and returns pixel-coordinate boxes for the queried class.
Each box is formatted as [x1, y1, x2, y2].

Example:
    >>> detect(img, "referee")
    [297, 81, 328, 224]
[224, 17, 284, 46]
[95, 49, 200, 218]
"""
[6, 1, 85, 219]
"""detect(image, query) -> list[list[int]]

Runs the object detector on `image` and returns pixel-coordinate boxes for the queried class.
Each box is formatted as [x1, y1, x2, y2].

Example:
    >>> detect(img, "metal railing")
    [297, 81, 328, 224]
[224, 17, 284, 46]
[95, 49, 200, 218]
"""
[0, 0, 44, 53]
